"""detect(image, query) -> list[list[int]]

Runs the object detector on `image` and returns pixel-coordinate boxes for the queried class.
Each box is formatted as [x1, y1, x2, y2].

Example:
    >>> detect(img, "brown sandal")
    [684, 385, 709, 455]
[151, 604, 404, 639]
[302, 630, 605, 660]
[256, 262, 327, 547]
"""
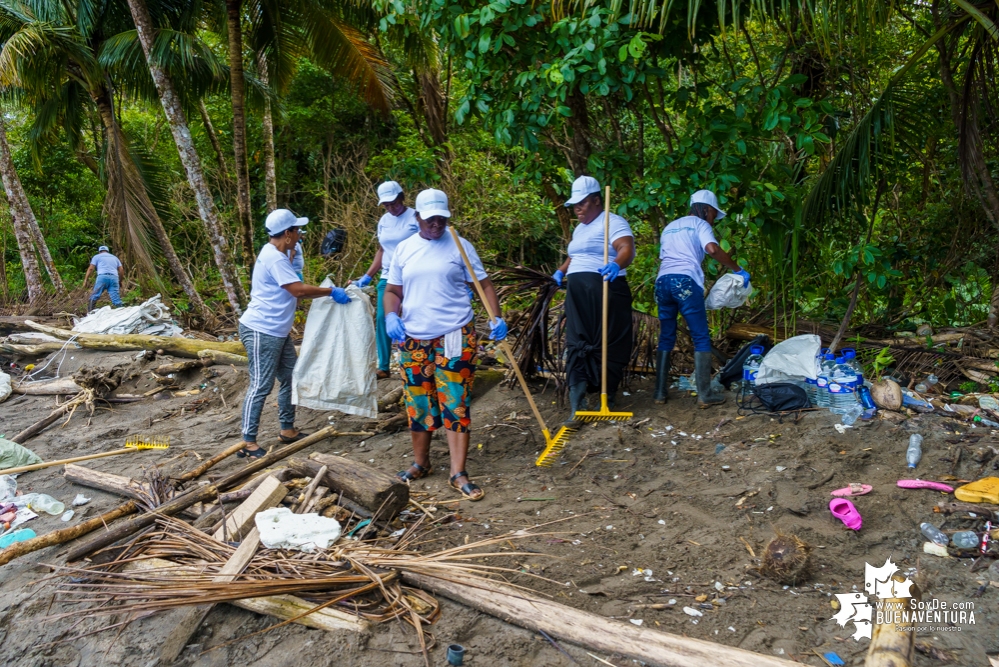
[449, 471, 484, 501]
[397, 462, 432, 482]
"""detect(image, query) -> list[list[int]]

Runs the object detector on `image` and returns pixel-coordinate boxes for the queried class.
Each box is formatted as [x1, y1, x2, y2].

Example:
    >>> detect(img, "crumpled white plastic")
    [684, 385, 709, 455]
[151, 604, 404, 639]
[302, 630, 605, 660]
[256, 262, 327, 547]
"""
[72, 294, 183, 336]
[705, 273, 752, 310]
[254, 507, 341, 553]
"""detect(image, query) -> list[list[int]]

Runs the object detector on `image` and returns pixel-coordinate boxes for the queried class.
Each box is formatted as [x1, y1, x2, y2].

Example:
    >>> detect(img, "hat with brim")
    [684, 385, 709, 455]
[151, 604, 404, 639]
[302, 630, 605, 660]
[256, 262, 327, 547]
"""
[98, 245, 109, 252]
[415, 188, 451, 219]
[265, 209, 309, 235]
[565, 175, 601, 206]
[377, 181, 404, 205]
[690, 189, 726, 219]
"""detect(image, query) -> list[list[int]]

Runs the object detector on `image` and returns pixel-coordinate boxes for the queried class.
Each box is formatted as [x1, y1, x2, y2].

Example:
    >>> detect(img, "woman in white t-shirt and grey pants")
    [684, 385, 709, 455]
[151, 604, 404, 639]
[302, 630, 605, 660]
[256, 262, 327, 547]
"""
[237, 209, 353, 459]
[552, 176, 635, 424]
[382, 189, 507, 501]
[653, 190, 750, 407]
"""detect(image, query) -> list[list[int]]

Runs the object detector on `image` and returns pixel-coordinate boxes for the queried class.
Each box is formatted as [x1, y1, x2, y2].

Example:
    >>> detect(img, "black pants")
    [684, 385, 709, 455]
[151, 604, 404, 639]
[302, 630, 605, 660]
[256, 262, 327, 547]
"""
[564, 272, 633, 395]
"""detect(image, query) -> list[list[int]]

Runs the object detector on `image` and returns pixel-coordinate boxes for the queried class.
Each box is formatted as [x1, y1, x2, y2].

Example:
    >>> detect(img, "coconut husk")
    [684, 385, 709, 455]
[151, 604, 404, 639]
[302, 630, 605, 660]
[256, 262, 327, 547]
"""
[871, 379, 903, 411]
[759, 531, 812, 585]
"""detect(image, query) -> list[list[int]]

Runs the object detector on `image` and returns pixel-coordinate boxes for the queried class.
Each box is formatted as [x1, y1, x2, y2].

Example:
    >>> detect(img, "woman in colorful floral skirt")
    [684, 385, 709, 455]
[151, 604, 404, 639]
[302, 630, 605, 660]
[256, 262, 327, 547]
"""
[382, 188, 507, 501]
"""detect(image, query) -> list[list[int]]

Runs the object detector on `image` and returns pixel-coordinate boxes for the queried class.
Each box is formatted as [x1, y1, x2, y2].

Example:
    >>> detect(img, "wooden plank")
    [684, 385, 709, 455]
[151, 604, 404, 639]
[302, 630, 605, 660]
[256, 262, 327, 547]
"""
[402, 572, 796, 667]
[126, 558, 369, 633]
[64, 464, 148, 501]
[213, 475, 287, 542]
[865, 576, 921, 667]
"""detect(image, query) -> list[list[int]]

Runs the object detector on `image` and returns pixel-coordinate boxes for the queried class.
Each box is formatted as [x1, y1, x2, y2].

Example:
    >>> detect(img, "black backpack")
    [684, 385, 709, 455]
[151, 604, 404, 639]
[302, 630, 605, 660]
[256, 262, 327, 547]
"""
[717, 335, 770, 388]
[738, 382, 811, 417]
[321, 228, 347, 257]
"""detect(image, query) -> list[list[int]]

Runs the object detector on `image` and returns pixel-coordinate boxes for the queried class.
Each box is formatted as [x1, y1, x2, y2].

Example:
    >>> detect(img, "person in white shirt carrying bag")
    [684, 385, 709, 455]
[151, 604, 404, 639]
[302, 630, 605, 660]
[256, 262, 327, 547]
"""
[237, 209, 352, 459]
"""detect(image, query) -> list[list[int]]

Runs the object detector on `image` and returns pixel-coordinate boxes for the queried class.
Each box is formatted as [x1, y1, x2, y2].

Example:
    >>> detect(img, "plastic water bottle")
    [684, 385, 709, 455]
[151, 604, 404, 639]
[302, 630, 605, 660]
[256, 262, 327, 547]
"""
[742, 346, 765, 395]
[920, 522, 948, 546]
[951, 530, 979, 549]
[842, 349, 864, 386]
[828, 357, 858, 413]
[906, 434, 923, 468]
[857, 385, 876, 410]
[815, 353, 836, 408]
[26, 494, 65, 515]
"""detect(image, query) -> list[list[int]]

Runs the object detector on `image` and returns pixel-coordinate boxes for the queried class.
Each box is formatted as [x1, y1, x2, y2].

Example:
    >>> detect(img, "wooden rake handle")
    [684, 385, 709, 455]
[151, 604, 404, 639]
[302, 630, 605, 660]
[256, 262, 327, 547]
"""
[445, 226, 551, 436]
[0, 448, 142, 476]
[601, 185, 611, 397]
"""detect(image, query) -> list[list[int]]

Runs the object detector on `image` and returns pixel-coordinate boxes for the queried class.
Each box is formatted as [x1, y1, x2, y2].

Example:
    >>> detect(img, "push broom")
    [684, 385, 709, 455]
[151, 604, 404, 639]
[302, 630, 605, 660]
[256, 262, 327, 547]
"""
[446, 226, 574, 466]
[573, 186, 633, 423]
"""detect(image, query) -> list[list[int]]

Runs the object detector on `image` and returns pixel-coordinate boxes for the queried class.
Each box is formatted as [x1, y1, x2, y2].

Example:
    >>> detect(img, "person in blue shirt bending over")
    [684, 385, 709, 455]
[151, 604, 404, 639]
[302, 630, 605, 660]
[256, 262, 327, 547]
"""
[84, 245, 124, 311]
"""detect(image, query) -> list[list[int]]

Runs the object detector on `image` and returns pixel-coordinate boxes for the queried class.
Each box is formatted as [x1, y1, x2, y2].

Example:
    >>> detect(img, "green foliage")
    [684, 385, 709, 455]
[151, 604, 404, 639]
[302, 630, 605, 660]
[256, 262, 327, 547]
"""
[871, 347, 894, 380]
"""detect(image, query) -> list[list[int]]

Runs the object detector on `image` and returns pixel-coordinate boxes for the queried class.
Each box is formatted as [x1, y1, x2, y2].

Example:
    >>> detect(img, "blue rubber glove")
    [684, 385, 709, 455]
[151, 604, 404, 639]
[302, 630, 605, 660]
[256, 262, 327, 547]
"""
[552, 269, 564, 286]
[734, 269, 751, 288]
[598, 262, 620, 282]
[385, 312, 407, 342]
[330, 287, 352, 304]
[355, 274, 372, 288]
[489, 317, 508, 341]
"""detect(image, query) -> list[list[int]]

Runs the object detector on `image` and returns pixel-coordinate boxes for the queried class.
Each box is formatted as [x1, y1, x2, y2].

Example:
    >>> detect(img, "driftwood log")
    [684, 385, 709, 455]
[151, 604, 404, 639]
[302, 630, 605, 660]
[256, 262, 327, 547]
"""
[403, 572, 796, 667]
[24, 320, 246, 359]
[0, 502, 138, 567]
[287, 452, 409, 519]
[154, 358, 213, 375]
[865, 575, 922, 667]
[12, 398, 83, 444]
[198, 349, 248, 365]
[66, 427, 370, 561]
[12, 377, 82, 395]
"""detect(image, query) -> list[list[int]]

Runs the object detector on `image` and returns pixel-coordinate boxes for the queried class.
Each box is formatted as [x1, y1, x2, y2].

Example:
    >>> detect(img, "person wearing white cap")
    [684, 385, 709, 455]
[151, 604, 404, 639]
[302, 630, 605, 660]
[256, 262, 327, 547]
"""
[354, 180, 420, 379]
[383, 188, 506, 501]
[236, 209, 353, 459]
[652, 189, 749, 408]
[552, 175, 635, 424]
[84, 245, 124, 311]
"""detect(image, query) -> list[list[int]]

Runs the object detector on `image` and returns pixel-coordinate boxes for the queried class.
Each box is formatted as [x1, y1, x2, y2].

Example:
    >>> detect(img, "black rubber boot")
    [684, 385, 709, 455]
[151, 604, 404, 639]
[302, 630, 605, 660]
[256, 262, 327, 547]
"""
[565, 382, 587, 427]
[695, 351, 725, 408]
[653, 350, 670, 403]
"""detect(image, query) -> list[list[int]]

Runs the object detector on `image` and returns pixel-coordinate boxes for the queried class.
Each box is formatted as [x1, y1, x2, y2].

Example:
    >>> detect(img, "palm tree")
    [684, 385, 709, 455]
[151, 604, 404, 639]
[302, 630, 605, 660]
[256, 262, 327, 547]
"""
[0, 0, 208, 315]
[123, 0, 247, 314]
[0, 113, 43, 301]
[223, 0, 254, 265]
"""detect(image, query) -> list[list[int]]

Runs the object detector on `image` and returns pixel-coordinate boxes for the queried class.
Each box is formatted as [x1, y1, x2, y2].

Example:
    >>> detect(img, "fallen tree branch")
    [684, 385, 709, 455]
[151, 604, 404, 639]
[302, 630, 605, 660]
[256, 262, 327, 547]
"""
[0, 502, 138, 567]
[24, 320, 246, 359]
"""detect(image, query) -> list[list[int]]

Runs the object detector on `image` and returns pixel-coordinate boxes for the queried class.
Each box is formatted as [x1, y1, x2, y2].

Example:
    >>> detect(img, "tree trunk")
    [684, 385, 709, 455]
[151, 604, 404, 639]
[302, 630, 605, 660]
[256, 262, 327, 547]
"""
[124, 0, 246, 314]
[198, 99, 230, 177]
[565, 88, 592, 176]
[0, 116, 44, 302]
[226, 0, 255, 268]
[93, 90, 208, 317]
[258, 54, 278, 213]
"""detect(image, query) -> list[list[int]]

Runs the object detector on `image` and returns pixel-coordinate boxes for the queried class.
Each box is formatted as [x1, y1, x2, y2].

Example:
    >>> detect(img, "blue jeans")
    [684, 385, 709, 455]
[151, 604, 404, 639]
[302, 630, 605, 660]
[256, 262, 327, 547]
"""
[89, 274, 122, 310]
[656, 274, 711, 353]
[238, 323, 297, 442]
[375, 278, 392, 372]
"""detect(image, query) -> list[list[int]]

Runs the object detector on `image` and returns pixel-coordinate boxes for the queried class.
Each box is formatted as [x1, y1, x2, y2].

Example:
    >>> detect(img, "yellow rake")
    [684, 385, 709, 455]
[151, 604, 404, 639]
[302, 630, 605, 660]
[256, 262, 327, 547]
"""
[573, 186, 633, 423]
[0, 436, 169, 475]
[445, 226, 575, 467]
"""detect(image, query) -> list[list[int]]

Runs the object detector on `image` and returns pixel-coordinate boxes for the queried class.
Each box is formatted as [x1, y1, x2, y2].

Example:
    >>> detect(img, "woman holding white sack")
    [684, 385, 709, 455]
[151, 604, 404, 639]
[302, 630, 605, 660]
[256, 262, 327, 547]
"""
[653, 190, 749, 408]
[382, 188, 507, 501]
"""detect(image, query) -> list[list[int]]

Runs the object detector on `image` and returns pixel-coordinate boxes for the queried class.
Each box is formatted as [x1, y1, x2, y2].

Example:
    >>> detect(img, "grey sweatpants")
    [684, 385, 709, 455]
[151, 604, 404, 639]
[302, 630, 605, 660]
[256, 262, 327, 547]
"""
[239, 323, 297, 442]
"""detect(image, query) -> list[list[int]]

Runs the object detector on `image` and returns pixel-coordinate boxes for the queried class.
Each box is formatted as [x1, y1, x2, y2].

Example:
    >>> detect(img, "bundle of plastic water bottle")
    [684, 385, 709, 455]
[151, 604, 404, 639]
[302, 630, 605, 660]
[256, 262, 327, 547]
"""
[742, 346, 876, 424]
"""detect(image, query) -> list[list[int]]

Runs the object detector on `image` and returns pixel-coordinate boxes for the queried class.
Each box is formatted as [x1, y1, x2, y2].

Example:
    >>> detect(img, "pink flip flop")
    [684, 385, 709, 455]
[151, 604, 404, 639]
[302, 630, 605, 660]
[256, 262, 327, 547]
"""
[831, 483, 873, 497]
[897, 479, 954, 493]
[829, 498, 863, 531]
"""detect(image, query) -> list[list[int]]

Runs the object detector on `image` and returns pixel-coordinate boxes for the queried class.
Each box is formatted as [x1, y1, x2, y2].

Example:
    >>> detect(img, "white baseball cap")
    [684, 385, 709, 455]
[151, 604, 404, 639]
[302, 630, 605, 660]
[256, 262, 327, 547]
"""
[377, 181, 404, 204]
[98, 245, 109, 252]
[564, 175, 601, 206]
[415, 189, 451, 219]
[690, 189, 726, 219]
[265, 208, 309, 235]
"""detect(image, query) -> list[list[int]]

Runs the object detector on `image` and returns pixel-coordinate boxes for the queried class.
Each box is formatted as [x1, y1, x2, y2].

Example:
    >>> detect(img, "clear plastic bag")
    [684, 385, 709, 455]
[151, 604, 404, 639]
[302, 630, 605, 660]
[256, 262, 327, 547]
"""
[705, 273, 752, 310]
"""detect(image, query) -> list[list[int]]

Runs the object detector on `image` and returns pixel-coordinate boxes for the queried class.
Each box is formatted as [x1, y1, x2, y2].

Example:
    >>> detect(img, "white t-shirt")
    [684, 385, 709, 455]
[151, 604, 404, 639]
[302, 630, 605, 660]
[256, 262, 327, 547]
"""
[288, 241, 304, 275]
[239, 243, 304, 338]
[377, 208, 419, 278]
[387, 230, 487, 340]
[656, 215, 719, 288]
[566, 213, 633, 276]
[90, 253, 122, 276]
